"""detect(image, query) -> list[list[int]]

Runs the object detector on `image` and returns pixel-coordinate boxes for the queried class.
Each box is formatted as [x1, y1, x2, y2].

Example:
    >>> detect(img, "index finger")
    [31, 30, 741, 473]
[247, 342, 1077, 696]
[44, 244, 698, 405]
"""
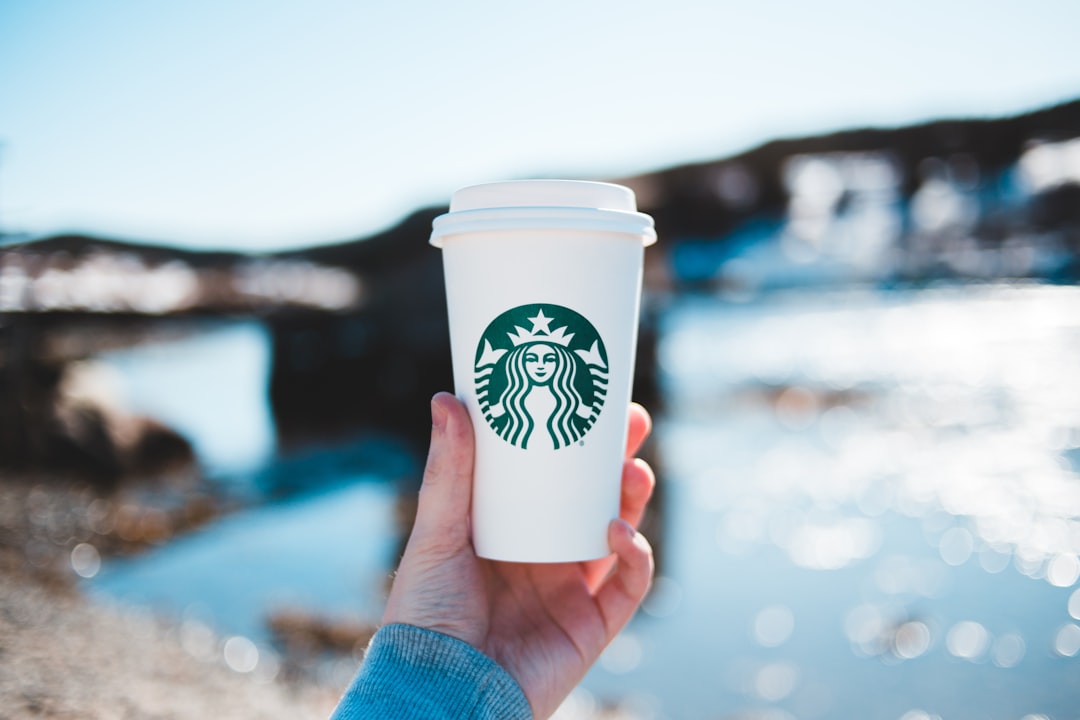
[625, 402, 652, 458]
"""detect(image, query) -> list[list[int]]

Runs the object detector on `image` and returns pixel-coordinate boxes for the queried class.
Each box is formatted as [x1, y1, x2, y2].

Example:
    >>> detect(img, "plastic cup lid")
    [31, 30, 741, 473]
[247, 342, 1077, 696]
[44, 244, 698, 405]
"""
[430, 179, 657, 247]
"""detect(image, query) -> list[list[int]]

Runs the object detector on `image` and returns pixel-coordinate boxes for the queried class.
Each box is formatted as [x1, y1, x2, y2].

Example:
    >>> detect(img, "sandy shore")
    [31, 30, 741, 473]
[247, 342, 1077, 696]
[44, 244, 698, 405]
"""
[0, 476, 348, 720]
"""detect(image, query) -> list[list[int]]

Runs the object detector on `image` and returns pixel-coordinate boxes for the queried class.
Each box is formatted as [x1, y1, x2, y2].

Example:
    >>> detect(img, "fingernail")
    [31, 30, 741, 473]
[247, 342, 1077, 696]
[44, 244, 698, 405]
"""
[431, 395, 447, 430]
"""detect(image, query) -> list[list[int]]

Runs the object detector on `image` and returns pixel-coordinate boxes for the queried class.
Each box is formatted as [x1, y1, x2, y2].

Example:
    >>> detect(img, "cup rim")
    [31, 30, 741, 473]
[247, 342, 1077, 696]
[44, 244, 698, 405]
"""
[430, 180, 657, 248]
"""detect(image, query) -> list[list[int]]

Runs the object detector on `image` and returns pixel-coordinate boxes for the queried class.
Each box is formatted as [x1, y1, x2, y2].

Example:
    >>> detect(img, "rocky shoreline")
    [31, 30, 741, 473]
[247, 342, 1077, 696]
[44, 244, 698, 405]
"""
[0, 475, 350, 719]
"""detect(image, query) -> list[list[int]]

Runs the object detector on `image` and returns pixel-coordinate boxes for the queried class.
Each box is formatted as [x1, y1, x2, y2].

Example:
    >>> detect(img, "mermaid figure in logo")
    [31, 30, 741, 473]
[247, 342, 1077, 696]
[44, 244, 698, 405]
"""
[488, 338, 597, 450]
[477, 307, 606, 450]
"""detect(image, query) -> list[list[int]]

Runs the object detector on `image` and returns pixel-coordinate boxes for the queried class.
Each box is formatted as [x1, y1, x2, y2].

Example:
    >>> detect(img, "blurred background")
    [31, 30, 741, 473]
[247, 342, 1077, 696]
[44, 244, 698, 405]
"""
[2, 1, 1080, 718]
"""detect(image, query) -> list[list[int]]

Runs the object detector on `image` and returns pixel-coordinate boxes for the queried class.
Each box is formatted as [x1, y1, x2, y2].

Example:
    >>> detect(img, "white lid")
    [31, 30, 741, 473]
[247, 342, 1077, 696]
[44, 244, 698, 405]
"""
[430, 179, 657, 247]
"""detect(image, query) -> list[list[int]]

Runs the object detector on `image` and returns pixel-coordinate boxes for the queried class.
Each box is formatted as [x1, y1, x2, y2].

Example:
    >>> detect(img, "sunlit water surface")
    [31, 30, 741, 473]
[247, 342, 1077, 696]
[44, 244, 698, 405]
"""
[88, 285, 1080, 718]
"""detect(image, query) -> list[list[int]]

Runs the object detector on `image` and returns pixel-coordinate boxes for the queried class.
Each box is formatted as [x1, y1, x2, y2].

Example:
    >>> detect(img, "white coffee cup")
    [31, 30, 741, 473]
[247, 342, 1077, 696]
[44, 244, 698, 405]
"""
[431, 179, 656, 562]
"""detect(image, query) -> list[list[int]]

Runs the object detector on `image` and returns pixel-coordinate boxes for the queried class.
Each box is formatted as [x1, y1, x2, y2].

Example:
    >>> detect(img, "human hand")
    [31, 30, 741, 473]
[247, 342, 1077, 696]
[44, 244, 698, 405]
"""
[382, 392, 656, 719]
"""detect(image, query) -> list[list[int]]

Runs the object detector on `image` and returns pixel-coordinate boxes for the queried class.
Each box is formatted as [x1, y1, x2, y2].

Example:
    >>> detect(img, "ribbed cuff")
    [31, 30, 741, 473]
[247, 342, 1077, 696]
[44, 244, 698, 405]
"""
[330, 624, 532, 720]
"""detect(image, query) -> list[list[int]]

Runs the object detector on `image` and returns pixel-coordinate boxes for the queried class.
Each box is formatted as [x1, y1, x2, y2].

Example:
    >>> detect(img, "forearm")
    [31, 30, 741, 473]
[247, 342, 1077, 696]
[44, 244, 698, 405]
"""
[330, 624, 532, 720]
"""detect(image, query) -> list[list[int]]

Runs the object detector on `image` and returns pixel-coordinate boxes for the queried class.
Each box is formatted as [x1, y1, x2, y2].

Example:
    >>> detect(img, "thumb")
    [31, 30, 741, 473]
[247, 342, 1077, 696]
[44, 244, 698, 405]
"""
[411, 392, 475, 544]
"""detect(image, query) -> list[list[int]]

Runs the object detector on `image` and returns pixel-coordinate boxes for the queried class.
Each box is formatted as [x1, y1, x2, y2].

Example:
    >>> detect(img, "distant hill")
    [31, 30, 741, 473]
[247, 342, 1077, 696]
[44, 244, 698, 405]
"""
[276, 97, 1080, 277]
[625, 97, 1080, 240]
[5, 97, 1079, 297]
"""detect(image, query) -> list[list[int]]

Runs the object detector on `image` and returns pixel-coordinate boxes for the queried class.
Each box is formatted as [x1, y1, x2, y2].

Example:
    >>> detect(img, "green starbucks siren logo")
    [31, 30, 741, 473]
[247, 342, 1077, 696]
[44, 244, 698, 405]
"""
[475, 303, 609, 450]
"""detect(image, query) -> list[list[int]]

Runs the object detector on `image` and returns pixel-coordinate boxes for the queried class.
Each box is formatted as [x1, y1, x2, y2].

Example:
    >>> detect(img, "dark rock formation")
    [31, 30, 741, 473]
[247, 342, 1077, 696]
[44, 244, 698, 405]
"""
[0, 316, 196, 487]
[267, 208, 451, 454]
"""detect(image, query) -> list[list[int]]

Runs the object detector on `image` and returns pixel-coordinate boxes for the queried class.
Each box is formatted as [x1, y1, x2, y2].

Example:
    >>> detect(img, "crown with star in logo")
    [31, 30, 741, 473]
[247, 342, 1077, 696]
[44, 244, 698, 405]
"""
[507, 308, 575, 347]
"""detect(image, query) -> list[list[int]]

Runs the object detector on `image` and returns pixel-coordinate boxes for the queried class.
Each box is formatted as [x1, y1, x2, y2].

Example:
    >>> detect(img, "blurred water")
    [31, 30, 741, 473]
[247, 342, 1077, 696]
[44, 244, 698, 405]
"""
[88, 320, 408, 655]
[89, 481, 398, 645]
[573, 283, 1080, 719]
[99, 321, 276, 474]
[87, 284, 1080, 718]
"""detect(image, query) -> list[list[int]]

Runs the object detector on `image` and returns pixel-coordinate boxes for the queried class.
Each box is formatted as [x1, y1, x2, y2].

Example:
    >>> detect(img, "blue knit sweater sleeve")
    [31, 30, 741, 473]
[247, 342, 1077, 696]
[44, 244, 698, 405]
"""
[330, 624, 533, 720]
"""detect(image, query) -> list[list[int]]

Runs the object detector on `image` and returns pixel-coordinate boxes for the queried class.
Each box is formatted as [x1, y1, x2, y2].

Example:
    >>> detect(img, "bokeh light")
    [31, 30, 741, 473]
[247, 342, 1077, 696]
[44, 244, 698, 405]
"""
[945, 621, 990, 661]
[893, 621, 932, 660]
[69, 542, 101, 579]
[753, 605, 795, 648]
[641, 576, 683, 619]
[990, 633, 1026, 669]
[223, 635, 259, 674]
[599, 632, 644, 675]
[1053, 624, 1080, 657]
[754, 661, 800, 702]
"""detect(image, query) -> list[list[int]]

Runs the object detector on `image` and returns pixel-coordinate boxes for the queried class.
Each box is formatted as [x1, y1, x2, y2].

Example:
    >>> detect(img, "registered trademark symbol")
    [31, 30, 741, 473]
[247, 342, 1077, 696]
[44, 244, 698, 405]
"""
[579, 440, 585, 447]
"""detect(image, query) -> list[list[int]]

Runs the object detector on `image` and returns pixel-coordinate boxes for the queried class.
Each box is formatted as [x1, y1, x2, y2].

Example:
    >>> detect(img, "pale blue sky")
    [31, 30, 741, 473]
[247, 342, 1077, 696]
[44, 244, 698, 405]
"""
[1, 0, 1078, 250]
